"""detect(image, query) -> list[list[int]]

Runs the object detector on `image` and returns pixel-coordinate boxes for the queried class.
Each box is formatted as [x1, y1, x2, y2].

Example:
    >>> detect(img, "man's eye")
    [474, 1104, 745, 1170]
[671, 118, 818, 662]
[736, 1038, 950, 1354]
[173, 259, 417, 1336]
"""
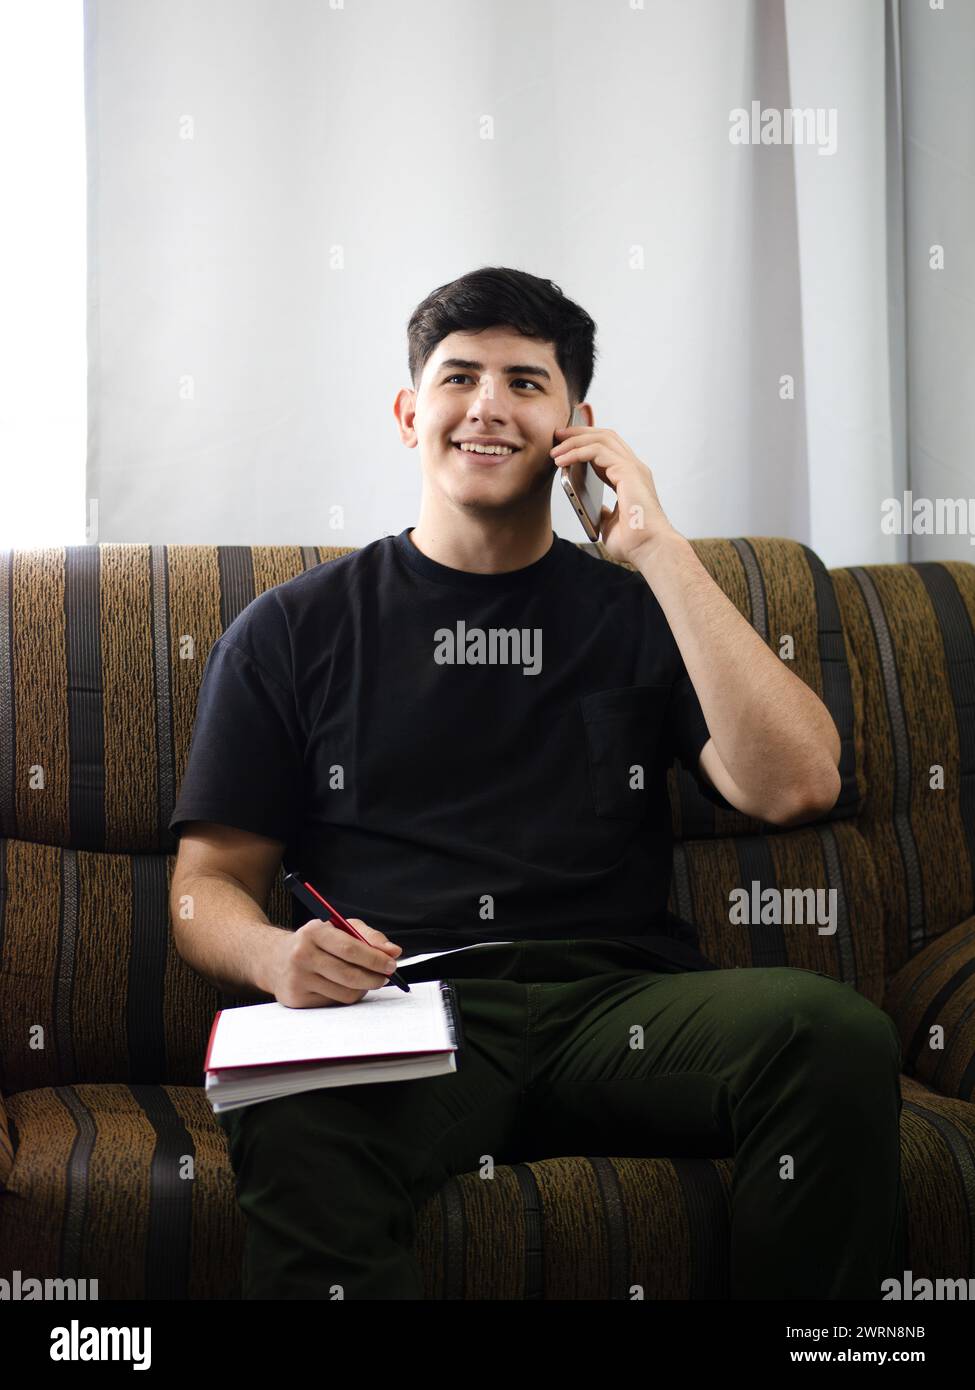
[443, 375, 539, 390]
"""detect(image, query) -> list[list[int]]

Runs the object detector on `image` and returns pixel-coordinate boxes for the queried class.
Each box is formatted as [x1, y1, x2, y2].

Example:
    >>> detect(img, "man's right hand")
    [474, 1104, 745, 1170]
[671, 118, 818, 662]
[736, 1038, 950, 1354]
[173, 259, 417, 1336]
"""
[266, 918, 403, 1008]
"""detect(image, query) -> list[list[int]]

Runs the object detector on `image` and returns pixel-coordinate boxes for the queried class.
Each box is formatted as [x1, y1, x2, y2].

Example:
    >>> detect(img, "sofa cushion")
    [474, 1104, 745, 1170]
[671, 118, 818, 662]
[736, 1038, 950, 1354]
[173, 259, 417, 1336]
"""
[0, 1083, 238, 1295]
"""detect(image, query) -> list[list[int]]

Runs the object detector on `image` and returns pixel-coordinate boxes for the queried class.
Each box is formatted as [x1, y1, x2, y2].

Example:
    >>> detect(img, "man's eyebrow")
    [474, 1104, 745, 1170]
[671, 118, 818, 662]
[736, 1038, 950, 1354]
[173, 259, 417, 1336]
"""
[437, 357, 552, 382]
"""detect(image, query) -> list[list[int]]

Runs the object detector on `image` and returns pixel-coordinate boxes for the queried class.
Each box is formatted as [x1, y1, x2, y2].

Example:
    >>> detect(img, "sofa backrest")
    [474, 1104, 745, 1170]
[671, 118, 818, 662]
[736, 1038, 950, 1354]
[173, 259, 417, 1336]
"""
[831, 561, 975, 979]
[0, 538, 940, 1091]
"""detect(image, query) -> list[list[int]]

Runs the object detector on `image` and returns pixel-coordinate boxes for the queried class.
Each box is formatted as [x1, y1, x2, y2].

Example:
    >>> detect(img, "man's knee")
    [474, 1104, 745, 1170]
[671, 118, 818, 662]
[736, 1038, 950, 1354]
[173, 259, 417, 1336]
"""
[729, 967, 901, 1074]
[772, 969, 903, 1092]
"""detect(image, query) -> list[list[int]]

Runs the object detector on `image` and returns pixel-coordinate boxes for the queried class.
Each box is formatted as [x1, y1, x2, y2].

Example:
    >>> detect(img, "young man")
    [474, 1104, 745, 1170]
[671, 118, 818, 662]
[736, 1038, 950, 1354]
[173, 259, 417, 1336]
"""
[169, 266, 903, 1300]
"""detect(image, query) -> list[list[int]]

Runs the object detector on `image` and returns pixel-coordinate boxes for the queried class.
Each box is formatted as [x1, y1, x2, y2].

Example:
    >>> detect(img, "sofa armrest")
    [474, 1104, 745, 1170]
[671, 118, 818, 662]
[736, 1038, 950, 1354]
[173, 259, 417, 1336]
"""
[884, 917, 975, 1103]
[0, 1090, 13, 1189]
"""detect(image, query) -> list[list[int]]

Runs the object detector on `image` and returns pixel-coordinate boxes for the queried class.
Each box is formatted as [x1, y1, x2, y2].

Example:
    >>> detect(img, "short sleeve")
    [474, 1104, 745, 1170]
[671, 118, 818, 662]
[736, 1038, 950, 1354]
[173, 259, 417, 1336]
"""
[168, 629, 304, 847]
[665, 656, 737, 813]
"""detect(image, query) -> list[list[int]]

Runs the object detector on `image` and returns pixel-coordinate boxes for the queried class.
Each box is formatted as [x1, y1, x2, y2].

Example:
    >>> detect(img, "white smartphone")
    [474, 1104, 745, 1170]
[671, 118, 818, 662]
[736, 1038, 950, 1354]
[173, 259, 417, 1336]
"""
[558, 405, 604, 542]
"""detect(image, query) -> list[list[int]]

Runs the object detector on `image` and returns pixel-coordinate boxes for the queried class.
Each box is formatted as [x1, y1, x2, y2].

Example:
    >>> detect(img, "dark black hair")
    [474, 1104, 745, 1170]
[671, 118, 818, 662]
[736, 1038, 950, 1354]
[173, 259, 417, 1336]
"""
[407, 266, 597, 407]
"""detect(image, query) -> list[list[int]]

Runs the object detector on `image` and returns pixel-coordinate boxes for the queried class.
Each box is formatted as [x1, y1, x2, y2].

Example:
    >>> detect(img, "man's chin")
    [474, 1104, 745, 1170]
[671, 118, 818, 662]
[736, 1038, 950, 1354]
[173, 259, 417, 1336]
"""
[429, 454, 555, 508]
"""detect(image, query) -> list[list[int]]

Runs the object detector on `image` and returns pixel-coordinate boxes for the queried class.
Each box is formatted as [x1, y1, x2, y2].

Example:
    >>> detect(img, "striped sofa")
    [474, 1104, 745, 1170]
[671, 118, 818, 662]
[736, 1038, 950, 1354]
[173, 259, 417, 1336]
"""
[0, 538, 973, 1300]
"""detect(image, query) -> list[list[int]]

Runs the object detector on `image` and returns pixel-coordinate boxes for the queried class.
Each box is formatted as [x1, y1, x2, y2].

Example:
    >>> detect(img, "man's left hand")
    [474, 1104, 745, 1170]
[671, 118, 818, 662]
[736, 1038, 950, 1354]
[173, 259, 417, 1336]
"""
[550, 426, 683, 565]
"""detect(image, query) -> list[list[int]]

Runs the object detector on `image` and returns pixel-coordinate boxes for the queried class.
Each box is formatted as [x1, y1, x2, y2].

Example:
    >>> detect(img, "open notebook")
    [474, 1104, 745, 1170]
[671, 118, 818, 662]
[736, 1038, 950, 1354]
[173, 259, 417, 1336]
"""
[205, 978, 462, 1113]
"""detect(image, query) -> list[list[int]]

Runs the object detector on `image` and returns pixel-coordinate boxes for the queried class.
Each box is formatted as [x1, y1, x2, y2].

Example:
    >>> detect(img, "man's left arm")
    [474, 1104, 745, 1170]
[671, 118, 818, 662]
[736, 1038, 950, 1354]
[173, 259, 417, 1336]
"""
[550, 425, 843, 828]
[635, 533, 842, 827]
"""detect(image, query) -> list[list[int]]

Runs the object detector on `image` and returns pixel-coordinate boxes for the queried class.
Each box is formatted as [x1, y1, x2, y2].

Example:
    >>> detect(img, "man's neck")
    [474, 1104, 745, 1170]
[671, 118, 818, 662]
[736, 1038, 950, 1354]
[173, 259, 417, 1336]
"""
[407, 519, 556, 576]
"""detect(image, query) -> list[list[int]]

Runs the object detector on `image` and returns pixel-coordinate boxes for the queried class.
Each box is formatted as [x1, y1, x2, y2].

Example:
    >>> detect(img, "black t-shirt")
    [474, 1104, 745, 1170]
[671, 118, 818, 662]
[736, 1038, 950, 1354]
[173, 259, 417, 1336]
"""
[169, 528, 733, 972]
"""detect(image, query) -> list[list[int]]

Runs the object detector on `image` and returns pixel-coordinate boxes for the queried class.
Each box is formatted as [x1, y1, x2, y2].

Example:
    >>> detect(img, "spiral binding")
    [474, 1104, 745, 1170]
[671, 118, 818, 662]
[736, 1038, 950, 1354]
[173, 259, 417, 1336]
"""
[438, 978, 465, 1053]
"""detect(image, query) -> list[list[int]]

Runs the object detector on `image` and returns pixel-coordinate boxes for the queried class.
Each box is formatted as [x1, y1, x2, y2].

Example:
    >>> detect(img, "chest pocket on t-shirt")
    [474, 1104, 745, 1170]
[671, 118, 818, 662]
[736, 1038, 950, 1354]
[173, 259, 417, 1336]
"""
[580, 685, 669, 820]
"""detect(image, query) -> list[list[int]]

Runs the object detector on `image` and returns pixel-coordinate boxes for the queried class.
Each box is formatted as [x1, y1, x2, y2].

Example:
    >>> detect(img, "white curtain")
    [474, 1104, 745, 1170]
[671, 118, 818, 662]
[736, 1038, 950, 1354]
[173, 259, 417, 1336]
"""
[83, 0, 973, 568]
[896, 0, 975, 564]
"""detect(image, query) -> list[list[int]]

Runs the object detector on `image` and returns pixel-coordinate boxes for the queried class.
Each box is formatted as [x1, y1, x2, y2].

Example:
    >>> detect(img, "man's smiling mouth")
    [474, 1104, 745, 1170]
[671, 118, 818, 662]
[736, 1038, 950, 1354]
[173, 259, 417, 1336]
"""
[451, 441, 521, 457]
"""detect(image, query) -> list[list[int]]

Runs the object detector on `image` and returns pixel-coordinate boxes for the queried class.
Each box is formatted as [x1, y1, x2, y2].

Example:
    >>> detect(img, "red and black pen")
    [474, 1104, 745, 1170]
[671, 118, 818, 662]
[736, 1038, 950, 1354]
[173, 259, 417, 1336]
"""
[283, 871, 410, 993]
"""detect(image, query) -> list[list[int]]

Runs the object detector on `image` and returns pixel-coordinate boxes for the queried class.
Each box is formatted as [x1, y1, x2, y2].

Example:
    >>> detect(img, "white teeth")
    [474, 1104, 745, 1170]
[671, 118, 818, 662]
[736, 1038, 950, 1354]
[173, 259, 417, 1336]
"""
[456, 442, 515, 455]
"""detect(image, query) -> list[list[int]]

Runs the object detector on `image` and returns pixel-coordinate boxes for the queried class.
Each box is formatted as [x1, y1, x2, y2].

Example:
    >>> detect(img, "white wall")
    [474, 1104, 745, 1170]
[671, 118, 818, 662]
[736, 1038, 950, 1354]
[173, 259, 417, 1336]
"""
[75, 0, 971, 565]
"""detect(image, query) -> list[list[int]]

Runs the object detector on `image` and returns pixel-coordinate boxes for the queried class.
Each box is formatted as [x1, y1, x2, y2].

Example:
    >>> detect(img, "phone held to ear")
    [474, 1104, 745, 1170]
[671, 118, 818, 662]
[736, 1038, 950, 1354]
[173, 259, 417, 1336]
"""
[558, 405, 604, 542]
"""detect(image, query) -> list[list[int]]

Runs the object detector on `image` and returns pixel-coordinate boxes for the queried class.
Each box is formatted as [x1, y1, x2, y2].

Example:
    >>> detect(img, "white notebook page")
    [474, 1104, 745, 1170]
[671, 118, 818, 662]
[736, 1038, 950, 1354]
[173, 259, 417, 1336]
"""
[397, 941, 514, 969]
[208, 978, 453, 1069]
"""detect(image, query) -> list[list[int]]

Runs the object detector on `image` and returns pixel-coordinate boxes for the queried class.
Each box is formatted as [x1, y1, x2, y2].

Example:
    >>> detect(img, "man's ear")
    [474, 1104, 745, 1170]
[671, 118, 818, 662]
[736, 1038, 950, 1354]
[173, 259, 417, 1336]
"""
[393, 387, 419, 446]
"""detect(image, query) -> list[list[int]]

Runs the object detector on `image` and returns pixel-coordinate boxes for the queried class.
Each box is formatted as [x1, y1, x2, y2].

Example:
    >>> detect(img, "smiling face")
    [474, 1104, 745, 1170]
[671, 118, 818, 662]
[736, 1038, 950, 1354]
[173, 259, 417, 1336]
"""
[396, 326, 577, 521]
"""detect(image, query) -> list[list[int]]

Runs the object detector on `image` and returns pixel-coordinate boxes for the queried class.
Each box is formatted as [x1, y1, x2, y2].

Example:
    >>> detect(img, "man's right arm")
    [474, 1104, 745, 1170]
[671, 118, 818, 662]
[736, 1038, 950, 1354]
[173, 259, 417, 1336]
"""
[169, 820, 403, 1006]
[170, 822, 291, 1001]
[171, 870, 292, 1001]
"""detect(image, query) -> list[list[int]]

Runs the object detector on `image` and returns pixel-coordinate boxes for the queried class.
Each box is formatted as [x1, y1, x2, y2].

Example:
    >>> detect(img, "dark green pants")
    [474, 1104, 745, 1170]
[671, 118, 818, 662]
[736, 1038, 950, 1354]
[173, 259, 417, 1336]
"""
[215, 939, 905, 1300]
